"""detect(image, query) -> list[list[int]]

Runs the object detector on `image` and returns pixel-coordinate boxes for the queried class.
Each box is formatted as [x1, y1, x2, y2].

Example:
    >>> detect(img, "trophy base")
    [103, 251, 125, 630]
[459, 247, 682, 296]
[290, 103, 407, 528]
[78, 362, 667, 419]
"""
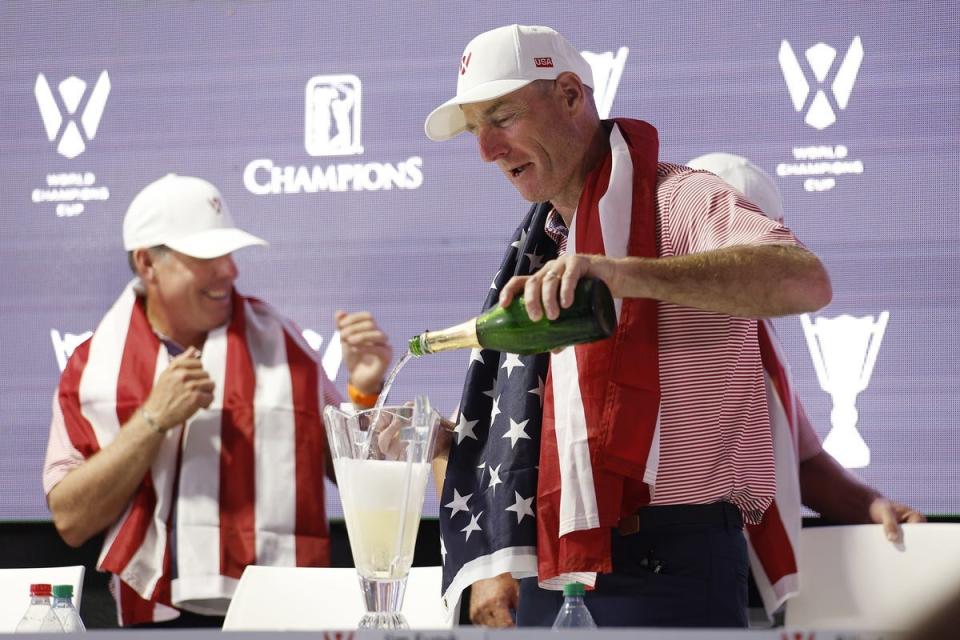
[358, 612, 408, 629]
[357, 576, 408, 629]
[823, 426, 870, 469]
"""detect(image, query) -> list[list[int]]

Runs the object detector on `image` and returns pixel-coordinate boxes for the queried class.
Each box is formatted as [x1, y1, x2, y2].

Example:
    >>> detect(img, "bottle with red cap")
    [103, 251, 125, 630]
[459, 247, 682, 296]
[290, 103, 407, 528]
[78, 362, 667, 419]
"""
[15, 583, 63, 632]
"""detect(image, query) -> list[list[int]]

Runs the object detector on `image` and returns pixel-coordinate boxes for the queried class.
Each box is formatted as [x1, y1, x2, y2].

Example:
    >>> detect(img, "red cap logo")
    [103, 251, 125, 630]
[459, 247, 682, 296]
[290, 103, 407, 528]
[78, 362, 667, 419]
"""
[460, 52, 472, 75]
[534, 57, 554, 68]
[208, 197, 223, 215]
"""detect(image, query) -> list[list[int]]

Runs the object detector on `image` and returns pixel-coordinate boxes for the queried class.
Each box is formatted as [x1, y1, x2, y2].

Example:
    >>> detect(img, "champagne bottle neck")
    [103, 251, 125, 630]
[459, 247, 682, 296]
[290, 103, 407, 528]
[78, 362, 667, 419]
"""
[411, 318, 481, 356]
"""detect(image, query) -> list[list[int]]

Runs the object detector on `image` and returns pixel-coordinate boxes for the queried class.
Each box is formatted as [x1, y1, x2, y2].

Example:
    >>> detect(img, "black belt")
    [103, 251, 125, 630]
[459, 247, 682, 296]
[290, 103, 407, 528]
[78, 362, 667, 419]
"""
[616, 502, 743, 536]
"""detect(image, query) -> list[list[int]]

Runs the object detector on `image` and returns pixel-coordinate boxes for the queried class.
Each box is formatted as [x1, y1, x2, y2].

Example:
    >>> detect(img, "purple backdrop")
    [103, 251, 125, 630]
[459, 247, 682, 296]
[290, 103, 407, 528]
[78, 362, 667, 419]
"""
[1, 1, 957, 520]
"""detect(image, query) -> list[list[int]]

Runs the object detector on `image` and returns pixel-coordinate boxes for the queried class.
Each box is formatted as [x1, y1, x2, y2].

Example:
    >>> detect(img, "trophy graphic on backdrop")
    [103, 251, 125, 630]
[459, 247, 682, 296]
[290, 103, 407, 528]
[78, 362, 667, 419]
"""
[800, 311, 889, 468]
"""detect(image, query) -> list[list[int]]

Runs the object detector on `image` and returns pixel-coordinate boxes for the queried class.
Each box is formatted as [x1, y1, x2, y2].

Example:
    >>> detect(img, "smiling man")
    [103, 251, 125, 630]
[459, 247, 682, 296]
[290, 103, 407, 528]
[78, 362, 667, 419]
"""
[43, 174, 392, 627]
[425, 25, 831, 629]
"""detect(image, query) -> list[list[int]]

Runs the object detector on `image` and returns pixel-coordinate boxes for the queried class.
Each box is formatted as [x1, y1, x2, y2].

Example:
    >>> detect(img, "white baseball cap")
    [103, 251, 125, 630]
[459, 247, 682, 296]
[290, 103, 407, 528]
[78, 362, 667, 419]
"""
[122, 174, 267, 259]
[686, 152, 785, 223]
[424, 24, 594, 141]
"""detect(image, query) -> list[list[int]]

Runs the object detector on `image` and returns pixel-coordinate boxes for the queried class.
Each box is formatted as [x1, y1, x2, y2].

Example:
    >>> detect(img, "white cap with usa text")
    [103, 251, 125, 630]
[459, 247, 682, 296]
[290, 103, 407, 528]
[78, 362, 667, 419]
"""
[424, 24, 594, 141]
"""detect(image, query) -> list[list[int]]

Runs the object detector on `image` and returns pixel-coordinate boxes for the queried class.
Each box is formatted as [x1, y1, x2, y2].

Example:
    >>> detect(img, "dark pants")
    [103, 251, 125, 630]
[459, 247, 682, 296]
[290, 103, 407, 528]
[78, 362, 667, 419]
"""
[517, 502, 748, 628]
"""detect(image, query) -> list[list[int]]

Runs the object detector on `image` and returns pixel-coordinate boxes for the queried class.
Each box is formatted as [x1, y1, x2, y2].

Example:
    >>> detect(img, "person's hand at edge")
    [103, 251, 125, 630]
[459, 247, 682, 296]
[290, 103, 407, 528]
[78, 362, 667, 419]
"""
[469, 573, 519, 628]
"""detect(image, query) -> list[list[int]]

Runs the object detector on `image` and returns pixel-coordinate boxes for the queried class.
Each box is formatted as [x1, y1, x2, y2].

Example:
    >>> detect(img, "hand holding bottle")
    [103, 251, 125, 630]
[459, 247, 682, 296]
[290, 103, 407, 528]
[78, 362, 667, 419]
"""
[499, 254, 617, 322]
[409, 277, 616, 357]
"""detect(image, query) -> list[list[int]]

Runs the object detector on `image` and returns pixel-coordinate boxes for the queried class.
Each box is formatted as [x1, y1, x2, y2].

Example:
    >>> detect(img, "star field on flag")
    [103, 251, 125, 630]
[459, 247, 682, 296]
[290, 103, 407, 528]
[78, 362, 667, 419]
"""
[439, 204, 558, 606]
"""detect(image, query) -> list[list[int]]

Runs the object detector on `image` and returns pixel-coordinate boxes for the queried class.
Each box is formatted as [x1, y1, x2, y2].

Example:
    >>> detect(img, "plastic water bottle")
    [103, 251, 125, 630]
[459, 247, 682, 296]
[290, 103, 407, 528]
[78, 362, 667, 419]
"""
[551, 582, 597, 629]
[43, 584, 85, 632]
[15, 583, 63, 632]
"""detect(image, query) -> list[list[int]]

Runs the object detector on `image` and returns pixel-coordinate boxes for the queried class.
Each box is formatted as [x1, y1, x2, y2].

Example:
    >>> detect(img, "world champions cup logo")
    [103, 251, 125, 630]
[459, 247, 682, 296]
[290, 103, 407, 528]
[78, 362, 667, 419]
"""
[801, 311, 889, 468]
[35, 71, 111, 159]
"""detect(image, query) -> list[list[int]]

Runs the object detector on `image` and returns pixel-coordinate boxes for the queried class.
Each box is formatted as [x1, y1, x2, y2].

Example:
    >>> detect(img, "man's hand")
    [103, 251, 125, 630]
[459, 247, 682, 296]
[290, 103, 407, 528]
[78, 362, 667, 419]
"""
[499, 254, 615, 321]
[141, 347, 215, 431]
[469, 573, 519, 628]
[433, 416, 455, 459]
[336, 311, 393, 394]
[48, 346, 213, 546]
[503, 245, 830, 319]
[799, 449, 926, 545]
[869, 497, 927, 544]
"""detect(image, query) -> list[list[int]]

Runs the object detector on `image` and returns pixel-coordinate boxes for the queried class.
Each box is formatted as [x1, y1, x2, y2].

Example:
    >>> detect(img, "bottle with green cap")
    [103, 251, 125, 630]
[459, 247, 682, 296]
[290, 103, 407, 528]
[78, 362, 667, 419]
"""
[551, 582, 597, 629]
[408, 277, 616, 357]
[41, 584, 85, 632]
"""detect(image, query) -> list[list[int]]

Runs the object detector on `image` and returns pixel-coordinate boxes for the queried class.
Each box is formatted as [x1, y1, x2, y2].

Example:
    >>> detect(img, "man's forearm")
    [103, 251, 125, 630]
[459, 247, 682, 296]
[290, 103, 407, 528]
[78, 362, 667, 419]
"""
[48, 412, 165, 547]
[799, 450, 879, 523]
[606, 244, 832, 317]
[432, 454, 448, 501]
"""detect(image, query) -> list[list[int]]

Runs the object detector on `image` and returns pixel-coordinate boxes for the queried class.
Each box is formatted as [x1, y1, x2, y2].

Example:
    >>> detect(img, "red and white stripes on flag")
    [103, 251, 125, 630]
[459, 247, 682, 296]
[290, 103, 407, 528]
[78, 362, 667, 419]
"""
[57, 281, 331, 625]
[536, 119, 662, 588]
[746, 319, 802, 616]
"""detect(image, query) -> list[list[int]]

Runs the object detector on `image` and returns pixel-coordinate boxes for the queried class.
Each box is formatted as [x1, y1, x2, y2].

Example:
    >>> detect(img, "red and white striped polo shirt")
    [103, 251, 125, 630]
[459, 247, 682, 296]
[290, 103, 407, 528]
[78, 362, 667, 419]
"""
[546, 162, 800, 522]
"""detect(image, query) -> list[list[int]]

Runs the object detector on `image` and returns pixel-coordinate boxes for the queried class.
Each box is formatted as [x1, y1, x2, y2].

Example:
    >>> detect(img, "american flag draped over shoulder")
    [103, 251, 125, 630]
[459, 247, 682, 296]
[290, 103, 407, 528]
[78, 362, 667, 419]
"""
[57, 280, 331, 625]
[439, 119, 661, 612]
[438, 202, 557, 612]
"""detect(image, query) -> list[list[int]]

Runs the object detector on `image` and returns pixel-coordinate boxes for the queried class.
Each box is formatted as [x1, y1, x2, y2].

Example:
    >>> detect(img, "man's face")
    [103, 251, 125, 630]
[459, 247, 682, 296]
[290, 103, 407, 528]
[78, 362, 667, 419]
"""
[149, 249, 238, 342]
[462, 80, 582, 205]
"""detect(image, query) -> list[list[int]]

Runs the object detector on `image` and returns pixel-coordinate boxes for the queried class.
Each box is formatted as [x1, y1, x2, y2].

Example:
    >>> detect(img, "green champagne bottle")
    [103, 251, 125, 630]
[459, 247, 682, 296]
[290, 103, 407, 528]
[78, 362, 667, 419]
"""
[408, 277, 617, 357]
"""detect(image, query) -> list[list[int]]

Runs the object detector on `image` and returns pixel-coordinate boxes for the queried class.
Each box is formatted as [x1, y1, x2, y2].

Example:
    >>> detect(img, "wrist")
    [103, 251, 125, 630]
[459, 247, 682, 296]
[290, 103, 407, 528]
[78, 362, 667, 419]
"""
[347, 381, 381, 408]
[596, 256, 626, 298]
[140, 407, 165, 434]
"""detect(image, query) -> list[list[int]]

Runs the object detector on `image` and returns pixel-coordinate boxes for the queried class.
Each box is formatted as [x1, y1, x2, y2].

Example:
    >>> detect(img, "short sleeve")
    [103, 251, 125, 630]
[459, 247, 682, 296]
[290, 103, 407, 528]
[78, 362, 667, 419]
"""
[663, 170, 802, 256]
[43, 391, 85, 495]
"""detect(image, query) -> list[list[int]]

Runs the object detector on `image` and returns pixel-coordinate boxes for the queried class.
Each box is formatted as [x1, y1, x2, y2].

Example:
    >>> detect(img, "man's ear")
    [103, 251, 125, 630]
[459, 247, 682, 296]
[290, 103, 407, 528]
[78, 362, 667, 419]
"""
[132, 248, 157, 282]
[555, 72, 588, 112]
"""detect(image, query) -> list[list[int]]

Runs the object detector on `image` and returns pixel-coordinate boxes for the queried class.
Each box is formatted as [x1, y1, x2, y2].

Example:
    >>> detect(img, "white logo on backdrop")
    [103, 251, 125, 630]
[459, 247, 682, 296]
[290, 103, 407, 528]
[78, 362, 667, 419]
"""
[245, 73, 422, 195]
[581, 47, 629, 119]
[50, 329, 93, 372]
[35, 71, 111, 159]
[800, 311, 889, 469]
[778, 36, 863, 130]
[305, 74, 363, 157]
[301, 329, 343, 382]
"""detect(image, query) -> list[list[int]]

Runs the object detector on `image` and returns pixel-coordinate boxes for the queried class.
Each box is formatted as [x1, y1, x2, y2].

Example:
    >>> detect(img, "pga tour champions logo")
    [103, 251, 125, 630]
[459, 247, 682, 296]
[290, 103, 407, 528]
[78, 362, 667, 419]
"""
[244, 73, 421, 195]
[35, 71, 111, 159]
[305, 74, 362, 157]
[801, 311, 889, 469]
[778, 36, 863, 131]
[581, 46, 629, 119]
